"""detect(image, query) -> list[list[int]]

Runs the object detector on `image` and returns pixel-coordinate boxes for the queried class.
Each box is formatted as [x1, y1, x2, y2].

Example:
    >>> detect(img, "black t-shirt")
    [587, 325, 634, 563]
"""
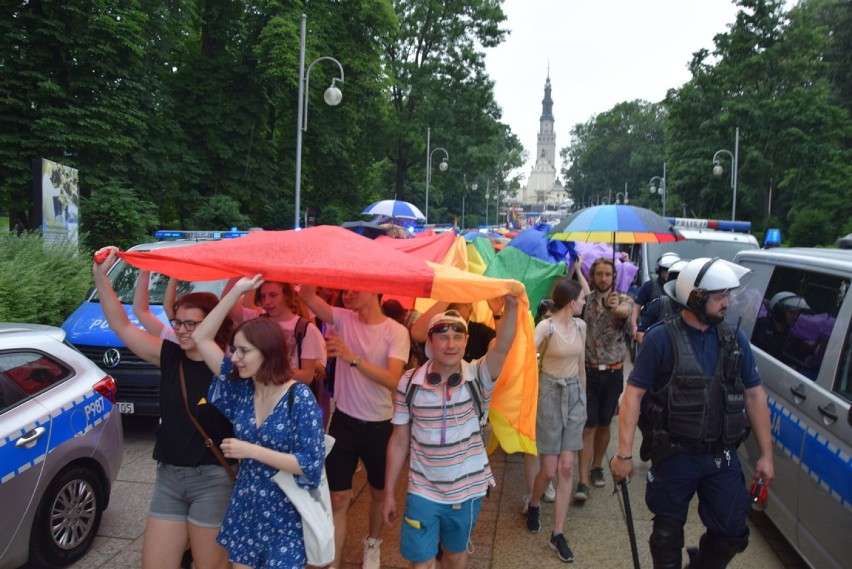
[152, 341, 235, 466]
[466, 321, 496, 362]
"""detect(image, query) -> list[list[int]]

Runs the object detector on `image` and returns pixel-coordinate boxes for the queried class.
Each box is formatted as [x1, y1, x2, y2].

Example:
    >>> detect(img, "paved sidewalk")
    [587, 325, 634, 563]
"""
[66, 415, 805, 569]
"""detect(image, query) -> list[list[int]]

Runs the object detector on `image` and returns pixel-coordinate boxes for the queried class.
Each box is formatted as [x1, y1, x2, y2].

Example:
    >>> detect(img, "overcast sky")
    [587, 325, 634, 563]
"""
[484, 0, 743, 183]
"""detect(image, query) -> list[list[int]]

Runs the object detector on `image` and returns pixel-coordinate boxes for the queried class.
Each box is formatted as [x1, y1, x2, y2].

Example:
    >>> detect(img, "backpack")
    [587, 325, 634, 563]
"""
[402, 365, 487, 429]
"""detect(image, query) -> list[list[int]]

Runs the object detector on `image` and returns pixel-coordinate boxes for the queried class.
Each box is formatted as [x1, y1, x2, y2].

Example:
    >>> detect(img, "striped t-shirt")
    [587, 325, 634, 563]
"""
[391, 359, 495, 504]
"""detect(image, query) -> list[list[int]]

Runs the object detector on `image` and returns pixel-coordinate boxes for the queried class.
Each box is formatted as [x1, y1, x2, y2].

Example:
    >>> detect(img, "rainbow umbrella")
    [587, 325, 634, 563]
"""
[549, 204, 682, 244]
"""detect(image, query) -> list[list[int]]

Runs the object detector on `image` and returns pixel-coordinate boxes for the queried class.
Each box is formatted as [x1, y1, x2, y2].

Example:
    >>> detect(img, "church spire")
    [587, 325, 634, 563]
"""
[540, 66, 554, 122]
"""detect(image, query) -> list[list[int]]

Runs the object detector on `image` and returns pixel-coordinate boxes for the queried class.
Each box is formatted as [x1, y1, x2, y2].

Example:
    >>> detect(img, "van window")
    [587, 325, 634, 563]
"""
[749, 266, 847, 380]
[92, 261, 226, 305]
[835, 324, 852, 404]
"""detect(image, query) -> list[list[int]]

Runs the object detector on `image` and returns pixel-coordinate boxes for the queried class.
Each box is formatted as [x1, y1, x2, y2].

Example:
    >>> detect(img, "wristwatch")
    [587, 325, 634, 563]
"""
[350, 355, 361, 367]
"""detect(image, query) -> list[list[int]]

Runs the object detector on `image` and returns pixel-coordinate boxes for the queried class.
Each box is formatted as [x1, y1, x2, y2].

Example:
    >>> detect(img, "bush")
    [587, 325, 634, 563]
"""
[80, 185, 160, 252]
[187, 195, 252, 230]
[0, 233, 93, 326]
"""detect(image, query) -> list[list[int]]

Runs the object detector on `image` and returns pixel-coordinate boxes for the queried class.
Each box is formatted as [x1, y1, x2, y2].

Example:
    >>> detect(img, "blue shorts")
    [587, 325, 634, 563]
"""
[148, 463, 234, 528]
[400, 493, 483, 563]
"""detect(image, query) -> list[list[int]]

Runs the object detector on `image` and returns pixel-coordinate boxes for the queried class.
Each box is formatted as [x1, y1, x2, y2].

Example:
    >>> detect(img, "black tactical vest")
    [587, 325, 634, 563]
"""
[646, 318, 748, 448]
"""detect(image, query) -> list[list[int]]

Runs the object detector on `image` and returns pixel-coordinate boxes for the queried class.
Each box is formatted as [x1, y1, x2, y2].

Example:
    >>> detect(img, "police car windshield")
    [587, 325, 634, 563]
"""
[91, 260, 226, 304]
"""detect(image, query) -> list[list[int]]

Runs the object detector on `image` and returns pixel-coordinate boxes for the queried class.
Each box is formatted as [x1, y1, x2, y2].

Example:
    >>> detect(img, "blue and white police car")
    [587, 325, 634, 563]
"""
[731, 246, 852, 569]
[61, 231, 247, 416]
[0, 323, 123, 569]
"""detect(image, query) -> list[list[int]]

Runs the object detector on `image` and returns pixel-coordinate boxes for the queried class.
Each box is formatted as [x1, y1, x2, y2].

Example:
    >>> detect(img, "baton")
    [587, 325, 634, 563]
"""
[619, 479, 641, 569]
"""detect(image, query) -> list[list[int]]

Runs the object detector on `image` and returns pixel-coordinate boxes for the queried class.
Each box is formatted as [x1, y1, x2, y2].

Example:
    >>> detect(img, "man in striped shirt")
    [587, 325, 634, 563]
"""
[383, 294, 519, 569]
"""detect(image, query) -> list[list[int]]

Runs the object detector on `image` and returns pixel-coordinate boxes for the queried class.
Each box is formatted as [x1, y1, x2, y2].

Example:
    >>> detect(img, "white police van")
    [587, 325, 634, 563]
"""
[61, 230, 248, 416]
[635, 218, 759, 284]
[729, 246, 851, 569]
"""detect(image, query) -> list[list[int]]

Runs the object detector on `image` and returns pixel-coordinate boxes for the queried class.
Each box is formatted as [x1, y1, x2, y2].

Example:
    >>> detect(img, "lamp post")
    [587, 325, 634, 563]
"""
[712, 126, 739, 221]
[649, 162, 667, 216]
[425, 127, 448, 224]
[462, 178, 477, 230]
[615, 182, 629, 204]
[294, 13, 344, 229]
[484, 181, 491, 227]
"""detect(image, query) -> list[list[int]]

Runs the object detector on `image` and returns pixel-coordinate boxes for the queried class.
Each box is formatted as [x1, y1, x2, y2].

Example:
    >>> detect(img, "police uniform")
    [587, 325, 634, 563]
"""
[629, 316, 759, 568]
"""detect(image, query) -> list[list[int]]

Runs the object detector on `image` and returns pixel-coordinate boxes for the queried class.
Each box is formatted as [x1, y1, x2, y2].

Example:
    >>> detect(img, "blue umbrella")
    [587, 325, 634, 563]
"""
[361, 199, 425, 220]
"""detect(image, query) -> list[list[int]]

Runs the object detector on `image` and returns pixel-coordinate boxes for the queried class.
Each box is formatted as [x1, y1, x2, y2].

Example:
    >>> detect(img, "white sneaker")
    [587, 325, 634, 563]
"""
[543, 480, 556, 502]
[363, 537, 382, 569]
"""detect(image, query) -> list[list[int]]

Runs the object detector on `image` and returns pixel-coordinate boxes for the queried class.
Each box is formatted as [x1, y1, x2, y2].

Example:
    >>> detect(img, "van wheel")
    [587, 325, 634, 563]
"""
[29, 466, 104, 568]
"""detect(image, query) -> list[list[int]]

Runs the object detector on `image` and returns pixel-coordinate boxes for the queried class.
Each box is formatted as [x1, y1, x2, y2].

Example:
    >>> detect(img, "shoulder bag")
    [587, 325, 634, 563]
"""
[178, 363, 237, 481]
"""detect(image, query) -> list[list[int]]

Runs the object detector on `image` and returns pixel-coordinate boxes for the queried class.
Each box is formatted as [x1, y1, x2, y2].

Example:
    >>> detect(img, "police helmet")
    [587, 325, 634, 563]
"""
[665, 259, 690, 283]
[663, 257, 746, 312]
[768, 292, 811, 315]
[655, 252, 681, 274]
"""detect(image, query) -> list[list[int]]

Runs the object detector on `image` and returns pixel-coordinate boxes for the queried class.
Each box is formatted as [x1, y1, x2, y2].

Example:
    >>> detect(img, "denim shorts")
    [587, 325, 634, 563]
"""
[400, 493, 482, 563]
[149, 463, 235, 528]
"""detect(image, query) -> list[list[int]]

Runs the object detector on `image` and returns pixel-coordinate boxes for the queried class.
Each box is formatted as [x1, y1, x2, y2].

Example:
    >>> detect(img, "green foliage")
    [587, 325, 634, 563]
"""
[0, 233, 92, 326]
[187, 195, 252, 230]
[79, 186, 159, 252]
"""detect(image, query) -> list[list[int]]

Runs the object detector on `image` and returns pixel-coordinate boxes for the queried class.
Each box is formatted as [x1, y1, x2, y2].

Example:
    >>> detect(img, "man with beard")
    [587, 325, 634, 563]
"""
[611, 258, 774, 569]
[575, 257, 633, 500]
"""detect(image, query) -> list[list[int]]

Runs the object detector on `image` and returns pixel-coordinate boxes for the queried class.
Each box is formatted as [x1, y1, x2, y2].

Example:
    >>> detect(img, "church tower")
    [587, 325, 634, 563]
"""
[522, 69, 566, 209]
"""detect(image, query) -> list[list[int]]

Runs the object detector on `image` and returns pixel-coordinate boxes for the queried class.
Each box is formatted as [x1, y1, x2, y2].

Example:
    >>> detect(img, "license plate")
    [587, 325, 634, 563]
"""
[118, 402, 135, 414]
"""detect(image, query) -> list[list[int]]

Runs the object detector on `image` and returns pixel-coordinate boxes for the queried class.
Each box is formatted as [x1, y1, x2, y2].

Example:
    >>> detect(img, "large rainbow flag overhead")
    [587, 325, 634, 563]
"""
[116, 225, 538, 454]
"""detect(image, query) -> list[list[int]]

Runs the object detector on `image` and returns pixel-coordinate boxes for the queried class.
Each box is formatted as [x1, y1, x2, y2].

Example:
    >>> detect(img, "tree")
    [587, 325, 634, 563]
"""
[380, 0, 511, 217]
[560, 101, 666, 212]
[79, 185, 159, 252]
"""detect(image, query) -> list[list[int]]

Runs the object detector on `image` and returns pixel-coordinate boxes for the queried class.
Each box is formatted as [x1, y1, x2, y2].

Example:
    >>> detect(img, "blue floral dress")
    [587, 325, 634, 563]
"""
[208, 364, 325, 568]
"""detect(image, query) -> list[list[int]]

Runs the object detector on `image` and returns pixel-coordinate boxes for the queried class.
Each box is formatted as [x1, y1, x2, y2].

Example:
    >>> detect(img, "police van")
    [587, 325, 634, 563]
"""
[729, 247, 851, 569]
[61, 230, 248, 416]
[635, 219, 759, 284]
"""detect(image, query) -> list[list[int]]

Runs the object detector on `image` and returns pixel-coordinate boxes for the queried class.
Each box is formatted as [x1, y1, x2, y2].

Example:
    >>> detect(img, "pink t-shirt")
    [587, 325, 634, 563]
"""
[331, 307, 410, 421]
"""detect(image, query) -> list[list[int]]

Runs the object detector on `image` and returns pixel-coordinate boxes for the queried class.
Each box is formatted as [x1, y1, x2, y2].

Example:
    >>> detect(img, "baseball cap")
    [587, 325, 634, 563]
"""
[424, 310, 468, 358]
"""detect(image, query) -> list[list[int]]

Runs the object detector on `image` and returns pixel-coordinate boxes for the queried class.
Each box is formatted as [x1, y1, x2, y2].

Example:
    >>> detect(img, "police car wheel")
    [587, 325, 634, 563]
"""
[29, 466, 104, 568]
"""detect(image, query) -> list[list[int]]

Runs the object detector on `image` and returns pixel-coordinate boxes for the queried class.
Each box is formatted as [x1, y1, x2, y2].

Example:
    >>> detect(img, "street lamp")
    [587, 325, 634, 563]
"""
[649, 162, 667, 216]
[425, 127, 449, 224]
[615, 192, 628, 204]
[462, 178, 477, 230]
[484, 181, 491, 227]
[294, 13, 344, 229]
[712, 126, 740, 221]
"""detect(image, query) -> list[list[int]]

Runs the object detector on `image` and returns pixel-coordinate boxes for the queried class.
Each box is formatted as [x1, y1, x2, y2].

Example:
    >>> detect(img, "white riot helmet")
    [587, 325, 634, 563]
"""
[655, 252, 681, 274]
[663, 257, 748, 313]
[665, 259, 690, 283]
[769, 292, 811, 314]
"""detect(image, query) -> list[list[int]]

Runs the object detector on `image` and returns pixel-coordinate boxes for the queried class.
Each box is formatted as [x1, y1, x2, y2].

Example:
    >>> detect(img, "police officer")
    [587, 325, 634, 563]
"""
[636, 259, 690, 335]
[632, 251, 681, 344]
[611, 258, 775, 569]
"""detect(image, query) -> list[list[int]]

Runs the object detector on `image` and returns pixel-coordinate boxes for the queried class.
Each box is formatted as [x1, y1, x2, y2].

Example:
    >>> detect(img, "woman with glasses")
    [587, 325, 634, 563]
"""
[193, 275, 325, 569]
[92, 248, 236, 569]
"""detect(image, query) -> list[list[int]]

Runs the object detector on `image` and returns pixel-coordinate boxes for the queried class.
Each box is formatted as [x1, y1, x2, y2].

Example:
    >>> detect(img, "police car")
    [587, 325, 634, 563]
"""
[61, 230, 248, 416]
[0, 323, 123, 569]
[635, 218, 759, 284]
[730, 247, 852, 569]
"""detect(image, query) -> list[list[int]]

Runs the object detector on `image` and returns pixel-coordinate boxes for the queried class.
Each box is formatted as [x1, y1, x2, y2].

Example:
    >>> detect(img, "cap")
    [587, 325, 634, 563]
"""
[424, 310, 468, 358]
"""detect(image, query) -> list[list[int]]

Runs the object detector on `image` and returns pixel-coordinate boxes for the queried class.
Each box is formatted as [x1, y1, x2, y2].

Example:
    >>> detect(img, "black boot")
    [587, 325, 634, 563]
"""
[688, 531, 749, 569]
[648, 516, 684, 569]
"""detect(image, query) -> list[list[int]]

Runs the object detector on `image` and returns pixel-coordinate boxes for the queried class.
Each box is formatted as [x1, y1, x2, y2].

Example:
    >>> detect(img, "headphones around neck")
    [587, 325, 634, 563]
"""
[426, 371, 462, 388]
[686, 257, 720, 312]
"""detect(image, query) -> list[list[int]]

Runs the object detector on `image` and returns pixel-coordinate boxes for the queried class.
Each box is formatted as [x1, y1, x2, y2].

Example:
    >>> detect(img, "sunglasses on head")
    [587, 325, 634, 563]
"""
[429, 323, 467, 335]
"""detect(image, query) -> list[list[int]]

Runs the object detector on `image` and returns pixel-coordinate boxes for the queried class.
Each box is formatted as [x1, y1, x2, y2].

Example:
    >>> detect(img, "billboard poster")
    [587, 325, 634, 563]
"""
[33, 158, 79, 245]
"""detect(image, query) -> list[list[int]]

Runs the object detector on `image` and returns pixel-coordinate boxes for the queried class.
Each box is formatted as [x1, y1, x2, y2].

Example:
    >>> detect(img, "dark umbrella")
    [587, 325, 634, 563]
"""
[341, 221, 388, 240]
